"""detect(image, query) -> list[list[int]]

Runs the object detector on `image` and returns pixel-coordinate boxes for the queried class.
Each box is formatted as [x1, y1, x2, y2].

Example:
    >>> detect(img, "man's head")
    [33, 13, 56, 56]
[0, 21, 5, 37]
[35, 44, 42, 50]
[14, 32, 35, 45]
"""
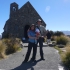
[37, 19, 42, 25]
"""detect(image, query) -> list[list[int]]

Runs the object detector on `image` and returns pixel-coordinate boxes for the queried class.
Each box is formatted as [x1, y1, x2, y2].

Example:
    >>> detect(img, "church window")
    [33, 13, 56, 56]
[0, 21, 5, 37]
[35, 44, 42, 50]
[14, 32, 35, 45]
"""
[13, 7, 16, 12]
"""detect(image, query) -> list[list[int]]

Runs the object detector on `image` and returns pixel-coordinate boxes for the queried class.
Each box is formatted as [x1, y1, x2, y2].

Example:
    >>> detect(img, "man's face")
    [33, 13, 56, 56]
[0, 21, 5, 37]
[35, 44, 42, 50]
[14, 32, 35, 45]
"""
[37, 21, 41, 25]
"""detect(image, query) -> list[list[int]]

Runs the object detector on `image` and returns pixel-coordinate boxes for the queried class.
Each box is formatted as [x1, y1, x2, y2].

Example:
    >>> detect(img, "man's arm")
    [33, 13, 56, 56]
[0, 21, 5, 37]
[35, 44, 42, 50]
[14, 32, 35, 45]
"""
[42, 26, 47, 36]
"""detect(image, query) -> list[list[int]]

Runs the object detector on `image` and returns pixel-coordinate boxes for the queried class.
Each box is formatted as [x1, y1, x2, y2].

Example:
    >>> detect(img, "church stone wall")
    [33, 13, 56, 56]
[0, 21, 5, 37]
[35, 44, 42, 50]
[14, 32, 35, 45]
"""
[2, 1, 46, 39]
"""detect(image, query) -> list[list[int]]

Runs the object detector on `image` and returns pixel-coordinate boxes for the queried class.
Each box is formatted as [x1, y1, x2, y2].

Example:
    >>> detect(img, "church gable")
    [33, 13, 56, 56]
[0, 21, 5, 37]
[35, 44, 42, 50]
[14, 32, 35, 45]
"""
[19, 1, 46, 27]
[2, 1, 46, 39]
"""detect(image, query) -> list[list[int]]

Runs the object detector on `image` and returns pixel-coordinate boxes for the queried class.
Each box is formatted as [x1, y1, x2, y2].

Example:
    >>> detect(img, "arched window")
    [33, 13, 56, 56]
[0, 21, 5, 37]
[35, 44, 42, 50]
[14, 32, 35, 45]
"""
[13, 7, 16, 12]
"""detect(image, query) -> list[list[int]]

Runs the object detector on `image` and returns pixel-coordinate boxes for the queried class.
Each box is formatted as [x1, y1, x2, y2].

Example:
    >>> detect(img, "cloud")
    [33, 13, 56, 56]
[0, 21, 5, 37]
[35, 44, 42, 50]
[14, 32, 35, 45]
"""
[63, 0, 69, 2]
[45, 6, 50, 12]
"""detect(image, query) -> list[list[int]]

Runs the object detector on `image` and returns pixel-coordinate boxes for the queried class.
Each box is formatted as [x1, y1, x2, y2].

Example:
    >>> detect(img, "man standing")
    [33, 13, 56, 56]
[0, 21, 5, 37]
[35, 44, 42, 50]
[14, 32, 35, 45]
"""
[36, 19, 46, 60]
[46, 30, 51, 44]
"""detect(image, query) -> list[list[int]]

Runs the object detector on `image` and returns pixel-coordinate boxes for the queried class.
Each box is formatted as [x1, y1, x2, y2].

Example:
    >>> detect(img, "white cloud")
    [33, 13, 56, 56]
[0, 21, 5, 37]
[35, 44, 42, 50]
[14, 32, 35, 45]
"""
[45, 6, 50, 12]
[63, 0, 69, 2]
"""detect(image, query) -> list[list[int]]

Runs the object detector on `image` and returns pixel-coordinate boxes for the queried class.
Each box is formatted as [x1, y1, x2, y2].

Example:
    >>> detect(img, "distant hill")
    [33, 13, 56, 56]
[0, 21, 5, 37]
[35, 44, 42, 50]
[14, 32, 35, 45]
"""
[62, 31, 70, 35]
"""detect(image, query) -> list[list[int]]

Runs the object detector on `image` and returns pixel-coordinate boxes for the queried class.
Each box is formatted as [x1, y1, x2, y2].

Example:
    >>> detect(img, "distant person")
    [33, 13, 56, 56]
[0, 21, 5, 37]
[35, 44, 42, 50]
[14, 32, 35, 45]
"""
[23, 24, 37, 63]
[36, 19, 46, 60]
[46, 30, 51, 44]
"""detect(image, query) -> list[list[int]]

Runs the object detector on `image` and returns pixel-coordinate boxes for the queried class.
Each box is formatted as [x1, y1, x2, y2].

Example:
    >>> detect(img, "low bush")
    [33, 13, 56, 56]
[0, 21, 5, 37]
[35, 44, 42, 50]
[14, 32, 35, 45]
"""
[0, 40, 6, 58]
[62, 46, 70, 68]
[54, 31, 64, 36]
[51, 36, 57, 41]
[2, 38, 21, 54]
[56, 35, 69, 45]
[54, 45, 70, 69]
[54, 37, 70, 69]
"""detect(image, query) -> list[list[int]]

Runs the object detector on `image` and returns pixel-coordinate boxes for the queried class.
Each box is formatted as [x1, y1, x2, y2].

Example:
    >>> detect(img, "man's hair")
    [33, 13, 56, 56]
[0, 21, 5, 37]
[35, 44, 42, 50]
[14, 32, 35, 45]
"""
[37, 19, 42, 23]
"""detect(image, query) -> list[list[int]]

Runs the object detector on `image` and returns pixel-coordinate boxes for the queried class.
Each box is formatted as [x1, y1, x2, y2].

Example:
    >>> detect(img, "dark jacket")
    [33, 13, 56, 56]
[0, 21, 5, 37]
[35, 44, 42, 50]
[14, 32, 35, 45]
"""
[46, 32, 51, 39]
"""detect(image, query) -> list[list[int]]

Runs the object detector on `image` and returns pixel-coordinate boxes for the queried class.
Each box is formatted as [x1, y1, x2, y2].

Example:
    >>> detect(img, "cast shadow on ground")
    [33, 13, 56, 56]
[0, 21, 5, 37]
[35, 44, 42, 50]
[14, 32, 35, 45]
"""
[24, 44, 48, 47]
[59, 62, 69, 70]
[12, 59, 42, 70]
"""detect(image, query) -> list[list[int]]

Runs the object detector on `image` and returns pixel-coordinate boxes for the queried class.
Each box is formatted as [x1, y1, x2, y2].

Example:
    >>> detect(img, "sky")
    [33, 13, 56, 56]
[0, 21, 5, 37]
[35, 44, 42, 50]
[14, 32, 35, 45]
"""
[0, 0, 70, 35]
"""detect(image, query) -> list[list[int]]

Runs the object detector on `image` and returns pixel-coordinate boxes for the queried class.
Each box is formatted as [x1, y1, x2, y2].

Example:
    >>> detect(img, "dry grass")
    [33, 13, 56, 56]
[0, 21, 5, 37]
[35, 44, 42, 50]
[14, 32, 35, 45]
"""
[12, 42, 21, 52]
[60, 40, 70, 68]
[54, 36, 70, 68]
[54, 45, 70, 68]
[54, 35, 69, 45]
[0, 38, 22, 59]
[0, 40, 7, 58]
[61, 47, 70, 68]
[2, 38, 21, 55]
[51, 36, 57, 41]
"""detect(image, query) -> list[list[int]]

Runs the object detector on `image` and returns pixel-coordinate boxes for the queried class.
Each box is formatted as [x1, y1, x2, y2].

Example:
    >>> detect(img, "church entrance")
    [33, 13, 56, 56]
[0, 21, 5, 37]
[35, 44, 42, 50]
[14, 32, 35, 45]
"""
[24, 25, 30, 39]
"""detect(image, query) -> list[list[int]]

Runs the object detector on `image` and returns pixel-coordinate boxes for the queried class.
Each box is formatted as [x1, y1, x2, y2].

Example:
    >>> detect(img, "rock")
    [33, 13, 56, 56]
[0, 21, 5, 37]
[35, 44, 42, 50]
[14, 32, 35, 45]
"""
[57, 44, 65, 48]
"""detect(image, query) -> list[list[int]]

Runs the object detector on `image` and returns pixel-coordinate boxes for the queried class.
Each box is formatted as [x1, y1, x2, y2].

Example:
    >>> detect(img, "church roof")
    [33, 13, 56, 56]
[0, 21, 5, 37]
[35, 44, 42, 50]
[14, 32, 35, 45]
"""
[19, 1, 46, 27]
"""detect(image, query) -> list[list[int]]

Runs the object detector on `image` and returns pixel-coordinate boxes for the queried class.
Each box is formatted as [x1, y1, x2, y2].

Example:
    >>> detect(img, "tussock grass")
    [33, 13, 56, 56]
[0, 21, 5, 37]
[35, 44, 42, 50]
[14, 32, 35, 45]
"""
[54, 36, 70, 69]
[54, 46, 70, 68]
[0, 38, 22, 59]
[55, 35, 69, 45]
[51, 36, 57, 41]
[0, 40, 7, 58]
[2, 38, 21, 55]
[56, 35, 68, 45]
[62, 45, 70, 68]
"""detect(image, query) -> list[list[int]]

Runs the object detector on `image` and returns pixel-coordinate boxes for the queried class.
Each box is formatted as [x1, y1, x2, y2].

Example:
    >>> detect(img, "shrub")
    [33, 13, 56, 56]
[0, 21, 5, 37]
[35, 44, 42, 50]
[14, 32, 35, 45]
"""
[2, 38, 21, 54]
[54, 37, 70, 69]
[54, 31, 64, 36]
[56, 35, 69, 45]
[49, 30, 54, 36]
[0, 40, 6, 58]
[51, 36, 57, 41]
[12, 42, 21, 52]
[62, 46, 70, 68]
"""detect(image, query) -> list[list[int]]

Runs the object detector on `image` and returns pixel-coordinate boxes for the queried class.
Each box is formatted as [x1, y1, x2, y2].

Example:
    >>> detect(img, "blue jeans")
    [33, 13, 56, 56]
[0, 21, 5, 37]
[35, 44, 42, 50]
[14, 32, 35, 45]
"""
[24, 42, 37, 61]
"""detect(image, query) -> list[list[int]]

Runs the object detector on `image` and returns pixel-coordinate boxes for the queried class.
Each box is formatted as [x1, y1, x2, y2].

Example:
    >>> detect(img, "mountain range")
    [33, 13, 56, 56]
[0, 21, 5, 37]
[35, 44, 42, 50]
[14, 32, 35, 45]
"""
[62, 31, 70, 35]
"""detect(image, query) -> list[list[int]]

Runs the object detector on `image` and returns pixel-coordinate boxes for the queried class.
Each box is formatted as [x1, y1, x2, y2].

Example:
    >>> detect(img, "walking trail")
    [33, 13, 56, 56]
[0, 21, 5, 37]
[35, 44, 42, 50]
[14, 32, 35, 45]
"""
[0, 43, 65, 70]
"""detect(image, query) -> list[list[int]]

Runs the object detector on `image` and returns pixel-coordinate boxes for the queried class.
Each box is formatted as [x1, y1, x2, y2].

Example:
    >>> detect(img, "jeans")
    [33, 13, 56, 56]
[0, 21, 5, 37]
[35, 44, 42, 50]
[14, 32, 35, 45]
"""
[24, 42, 37, 61]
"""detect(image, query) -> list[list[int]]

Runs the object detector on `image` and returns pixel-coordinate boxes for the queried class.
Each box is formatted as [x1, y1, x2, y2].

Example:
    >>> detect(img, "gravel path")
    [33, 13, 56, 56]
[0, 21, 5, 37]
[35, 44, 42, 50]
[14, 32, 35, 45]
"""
[0, 43, 64, 70]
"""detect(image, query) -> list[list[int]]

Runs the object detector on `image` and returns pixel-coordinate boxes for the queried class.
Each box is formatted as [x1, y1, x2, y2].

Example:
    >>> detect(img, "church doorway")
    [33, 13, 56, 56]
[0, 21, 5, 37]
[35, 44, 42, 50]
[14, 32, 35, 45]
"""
[24, 25, 30, 39]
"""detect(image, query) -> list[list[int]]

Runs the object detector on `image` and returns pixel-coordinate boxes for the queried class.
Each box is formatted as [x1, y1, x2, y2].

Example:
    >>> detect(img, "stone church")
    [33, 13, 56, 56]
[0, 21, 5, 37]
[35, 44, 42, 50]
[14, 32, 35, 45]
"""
[2, 1, 46, 39]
